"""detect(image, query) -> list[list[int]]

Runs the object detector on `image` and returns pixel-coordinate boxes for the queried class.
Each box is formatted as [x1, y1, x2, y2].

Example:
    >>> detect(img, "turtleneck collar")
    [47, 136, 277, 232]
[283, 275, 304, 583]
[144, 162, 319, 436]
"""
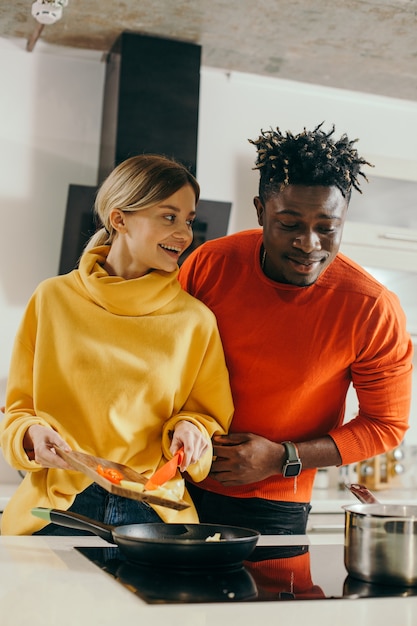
[76, 245, 181, 316]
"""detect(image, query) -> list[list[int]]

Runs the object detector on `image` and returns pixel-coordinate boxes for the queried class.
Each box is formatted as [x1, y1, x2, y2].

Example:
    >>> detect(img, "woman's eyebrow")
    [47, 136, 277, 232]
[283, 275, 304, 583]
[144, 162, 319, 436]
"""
[159, 204, 196, 217]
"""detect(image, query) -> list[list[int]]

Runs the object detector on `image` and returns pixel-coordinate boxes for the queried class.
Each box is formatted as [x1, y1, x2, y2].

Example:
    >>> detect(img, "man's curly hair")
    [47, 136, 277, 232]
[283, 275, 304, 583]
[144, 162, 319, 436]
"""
[249, 122, 373, 203]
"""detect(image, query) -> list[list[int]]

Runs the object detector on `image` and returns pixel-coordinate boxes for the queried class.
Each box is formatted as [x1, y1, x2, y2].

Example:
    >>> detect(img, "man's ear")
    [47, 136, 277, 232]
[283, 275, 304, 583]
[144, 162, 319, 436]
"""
[254, 197, 264, 226]
[109, 209, 127, 233]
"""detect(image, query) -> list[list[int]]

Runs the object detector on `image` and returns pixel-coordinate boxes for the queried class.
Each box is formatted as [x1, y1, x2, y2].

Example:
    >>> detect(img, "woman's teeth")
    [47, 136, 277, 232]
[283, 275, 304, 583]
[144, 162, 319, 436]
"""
[160, 244, 181, 254]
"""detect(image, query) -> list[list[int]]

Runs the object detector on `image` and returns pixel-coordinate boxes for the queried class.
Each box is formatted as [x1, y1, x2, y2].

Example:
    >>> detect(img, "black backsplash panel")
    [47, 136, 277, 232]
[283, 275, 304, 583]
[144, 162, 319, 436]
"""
[59, 191, 231, 275]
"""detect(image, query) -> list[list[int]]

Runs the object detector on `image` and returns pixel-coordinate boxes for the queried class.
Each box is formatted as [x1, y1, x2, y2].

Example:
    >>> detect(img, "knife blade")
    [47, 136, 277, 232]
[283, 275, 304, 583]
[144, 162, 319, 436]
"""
[144, 447, 185, 490]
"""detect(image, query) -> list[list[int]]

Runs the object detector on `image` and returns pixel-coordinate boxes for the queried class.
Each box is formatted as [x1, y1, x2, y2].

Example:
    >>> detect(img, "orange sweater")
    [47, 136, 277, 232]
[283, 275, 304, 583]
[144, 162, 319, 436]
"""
[179, 230, 413, 503]
[245, 549, 325, 600]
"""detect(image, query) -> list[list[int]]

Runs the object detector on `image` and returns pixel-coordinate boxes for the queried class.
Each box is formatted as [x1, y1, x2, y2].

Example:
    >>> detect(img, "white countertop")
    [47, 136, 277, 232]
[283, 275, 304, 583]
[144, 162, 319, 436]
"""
[1, 532, 416, 626]
[2, 483, 417, 625]
[310, 486, 417, 513]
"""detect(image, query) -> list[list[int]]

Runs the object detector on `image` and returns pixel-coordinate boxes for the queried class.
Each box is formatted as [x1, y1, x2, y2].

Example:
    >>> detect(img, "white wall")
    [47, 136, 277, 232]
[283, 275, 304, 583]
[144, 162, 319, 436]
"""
[0, 36, 416, 450]
[0, 38, 105, 395]
[196, 69, 417, 233]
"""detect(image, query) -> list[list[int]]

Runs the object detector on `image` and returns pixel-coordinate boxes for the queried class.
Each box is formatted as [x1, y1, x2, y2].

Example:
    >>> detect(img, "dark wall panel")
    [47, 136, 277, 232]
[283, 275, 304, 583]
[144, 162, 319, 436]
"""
[59, 184, 98, 275]
[59, 187, 231, 275]
[99, 32, 201, 182]
[59, 32, 217, 276]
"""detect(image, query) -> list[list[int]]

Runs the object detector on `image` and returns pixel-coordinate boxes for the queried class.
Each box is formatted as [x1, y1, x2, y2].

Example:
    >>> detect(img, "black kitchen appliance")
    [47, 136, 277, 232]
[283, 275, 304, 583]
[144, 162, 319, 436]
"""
[75, 542, 417, 604]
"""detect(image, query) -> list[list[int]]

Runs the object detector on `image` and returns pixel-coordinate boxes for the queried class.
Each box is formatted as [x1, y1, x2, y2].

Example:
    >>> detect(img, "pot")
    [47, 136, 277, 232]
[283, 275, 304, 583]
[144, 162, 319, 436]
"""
[31, 507, 260, 569]
[343, 483, 417, 586]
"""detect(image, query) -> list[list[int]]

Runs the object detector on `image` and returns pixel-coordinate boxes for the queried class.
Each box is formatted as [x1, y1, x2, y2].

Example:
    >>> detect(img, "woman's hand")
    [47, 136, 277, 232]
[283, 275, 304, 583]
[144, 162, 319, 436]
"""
[170, 421, 210, 472]
[23, 424, 72, 469]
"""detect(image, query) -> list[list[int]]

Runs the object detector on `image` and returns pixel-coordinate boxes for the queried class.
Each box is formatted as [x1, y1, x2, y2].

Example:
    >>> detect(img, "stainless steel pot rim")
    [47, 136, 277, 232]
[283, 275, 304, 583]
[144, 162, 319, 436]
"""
[343, 503, 417, 519]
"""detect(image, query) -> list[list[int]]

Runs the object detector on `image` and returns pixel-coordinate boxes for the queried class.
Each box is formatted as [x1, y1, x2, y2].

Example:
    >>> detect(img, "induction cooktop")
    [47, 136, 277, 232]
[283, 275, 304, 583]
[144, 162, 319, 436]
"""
[75, 543, 417, 604]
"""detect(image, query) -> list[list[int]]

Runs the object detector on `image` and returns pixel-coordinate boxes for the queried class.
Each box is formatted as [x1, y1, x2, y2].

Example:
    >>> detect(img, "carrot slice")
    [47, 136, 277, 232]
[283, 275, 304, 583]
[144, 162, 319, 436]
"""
[96, 464, 124, 484]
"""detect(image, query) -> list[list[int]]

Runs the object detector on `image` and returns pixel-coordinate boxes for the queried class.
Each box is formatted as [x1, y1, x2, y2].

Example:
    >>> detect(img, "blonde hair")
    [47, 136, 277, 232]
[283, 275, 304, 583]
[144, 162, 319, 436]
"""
[84, 154, 200, 251]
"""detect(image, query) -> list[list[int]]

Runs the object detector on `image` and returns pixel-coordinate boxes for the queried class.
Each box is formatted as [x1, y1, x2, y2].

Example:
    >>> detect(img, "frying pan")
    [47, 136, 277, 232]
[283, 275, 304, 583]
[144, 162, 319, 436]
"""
[32, 508, 260, 569]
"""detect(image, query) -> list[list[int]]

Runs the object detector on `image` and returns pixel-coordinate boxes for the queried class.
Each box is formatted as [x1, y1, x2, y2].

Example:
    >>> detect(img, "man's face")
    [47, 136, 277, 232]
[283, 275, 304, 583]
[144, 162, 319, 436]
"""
[255, 185, 349, 286]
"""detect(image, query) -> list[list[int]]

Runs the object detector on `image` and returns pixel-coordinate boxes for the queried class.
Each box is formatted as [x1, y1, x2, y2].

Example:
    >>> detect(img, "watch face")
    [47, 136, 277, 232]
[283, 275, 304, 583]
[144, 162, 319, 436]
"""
[283, 462, 301, 477]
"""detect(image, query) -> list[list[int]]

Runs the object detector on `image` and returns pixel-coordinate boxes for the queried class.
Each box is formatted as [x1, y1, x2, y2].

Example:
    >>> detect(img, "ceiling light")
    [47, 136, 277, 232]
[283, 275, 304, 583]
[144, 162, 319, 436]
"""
[31, 0, 68, 26]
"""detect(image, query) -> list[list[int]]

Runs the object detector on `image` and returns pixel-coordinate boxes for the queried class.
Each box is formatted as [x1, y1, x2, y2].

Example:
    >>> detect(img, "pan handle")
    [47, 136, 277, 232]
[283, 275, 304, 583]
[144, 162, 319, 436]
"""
[31, 507, 115, 543]
[344, 483, 381, 505]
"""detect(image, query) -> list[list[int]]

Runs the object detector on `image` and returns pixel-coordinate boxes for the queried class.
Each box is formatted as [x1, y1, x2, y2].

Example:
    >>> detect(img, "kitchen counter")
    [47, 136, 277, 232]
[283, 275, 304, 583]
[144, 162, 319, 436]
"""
[1, 532, 416, 626]
[311, 486, 417, 513]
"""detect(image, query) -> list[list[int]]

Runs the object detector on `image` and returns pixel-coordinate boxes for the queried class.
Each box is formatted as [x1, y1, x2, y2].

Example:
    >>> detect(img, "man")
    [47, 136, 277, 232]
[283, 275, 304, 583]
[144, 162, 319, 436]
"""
[179, 123, 413, 534]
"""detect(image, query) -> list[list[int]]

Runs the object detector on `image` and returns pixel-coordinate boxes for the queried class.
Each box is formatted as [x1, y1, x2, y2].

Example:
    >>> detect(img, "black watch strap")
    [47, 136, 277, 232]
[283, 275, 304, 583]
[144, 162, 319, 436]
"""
[281, 441, 302, 477]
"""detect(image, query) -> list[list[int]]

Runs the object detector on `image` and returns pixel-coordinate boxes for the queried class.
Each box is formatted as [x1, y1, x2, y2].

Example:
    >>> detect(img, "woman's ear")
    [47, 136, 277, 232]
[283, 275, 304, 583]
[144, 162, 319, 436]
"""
[254, 197, 264, 226]
[109, 209, 127, 233]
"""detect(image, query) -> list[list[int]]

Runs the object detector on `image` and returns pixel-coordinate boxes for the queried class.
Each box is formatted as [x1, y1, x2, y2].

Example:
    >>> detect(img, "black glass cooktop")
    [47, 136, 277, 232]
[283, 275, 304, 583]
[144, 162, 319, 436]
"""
[75, 543, 417, 604]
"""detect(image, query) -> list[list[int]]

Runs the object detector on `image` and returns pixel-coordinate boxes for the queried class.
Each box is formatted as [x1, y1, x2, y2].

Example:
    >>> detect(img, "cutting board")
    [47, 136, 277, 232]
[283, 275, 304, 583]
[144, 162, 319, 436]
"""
[55, 448, 190, 511]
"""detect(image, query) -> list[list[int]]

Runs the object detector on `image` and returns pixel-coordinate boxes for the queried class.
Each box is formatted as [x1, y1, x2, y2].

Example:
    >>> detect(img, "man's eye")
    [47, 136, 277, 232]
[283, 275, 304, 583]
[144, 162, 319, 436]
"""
[279, 222, 297, 229]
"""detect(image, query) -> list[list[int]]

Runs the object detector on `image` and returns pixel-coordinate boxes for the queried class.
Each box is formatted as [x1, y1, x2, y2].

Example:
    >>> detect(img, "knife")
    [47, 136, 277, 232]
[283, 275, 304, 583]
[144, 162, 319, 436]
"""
[144, 447, 185, 490]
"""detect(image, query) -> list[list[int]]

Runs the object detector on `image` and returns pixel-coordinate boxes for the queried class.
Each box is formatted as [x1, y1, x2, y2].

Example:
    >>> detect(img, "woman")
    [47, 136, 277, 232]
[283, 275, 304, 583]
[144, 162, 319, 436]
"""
[0, 154, 233, 535]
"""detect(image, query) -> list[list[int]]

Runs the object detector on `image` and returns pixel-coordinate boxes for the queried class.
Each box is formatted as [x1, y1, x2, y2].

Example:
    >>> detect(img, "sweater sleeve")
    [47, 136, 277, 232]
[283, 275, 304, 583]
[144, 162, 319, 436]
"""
[329, 289, 413, 465]
[0, 297, 52, 471]
[161, 315, 234, 482]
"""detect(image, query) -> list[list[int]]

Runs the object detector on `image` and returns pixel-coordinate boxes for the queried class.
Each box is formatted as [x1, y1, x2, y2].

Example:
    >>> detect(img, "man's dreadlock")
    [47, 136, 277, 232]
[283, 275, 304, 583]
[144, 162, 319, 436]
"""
[249, 122, 373, 203]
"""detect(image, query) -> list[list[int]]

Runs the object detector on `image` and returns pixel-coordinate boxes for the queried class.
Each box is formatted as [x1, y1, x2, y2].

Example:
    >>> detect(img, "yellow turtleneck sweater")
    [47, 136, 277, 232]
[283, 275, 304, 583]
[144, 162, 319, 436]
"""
[0, 246, 233, 534]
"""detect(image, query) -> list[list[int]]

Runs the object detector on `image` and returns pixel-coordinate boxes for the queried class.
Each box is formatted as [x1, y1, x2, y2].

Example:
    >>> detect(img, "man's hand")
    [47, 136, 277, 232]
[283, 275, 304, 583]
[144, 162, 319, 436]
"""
[24, 424, 72, 469]
[210, 432, 283, 486]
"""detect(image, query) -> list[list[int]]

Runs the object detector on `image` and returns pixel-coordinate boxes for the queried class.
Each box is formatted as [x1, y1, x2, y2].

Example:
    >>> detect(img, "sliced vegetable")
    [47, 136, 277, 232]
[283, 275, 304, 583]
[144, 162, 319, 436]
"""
[96, 464, 124, 484]
[119, 480, 145, 493]
[119, 478, 183, 501]
[205, 532, 222, 542]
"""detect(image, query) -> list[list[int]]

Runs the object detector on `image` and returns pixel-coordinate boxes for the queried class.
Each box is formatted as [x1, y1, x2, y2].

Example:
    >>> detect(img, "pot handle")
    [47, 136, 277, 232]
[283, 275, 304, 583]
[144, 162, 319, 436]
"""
[345, 483, 381, 505]
[32, 507, 115, 543]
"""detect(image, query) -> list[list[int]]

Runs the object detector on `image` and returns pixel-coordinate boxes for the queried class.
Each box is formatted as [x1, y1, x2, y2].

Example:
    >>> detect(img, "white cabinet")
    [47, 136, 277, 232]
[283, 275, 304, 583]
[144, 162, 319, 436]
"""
[340, 221, 417, 342]
[341, 221, 417, 271]
[307, 513, 345, 533]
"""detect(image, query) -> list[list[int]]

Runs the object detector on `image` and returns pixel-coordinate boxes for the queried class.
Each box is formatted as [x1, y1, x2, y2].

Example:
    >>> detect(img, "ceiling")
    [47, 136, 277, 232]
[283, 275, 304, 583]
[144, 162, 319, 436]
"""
[1, 0, 416, 101]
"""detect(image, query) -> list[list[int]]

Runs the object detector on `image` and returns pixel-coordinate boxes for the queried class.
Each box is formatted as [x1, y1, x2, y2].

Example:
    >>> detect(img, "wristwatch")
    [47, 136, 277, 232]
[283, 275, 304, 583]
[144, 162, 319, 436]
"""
[281, 441, 302, 477]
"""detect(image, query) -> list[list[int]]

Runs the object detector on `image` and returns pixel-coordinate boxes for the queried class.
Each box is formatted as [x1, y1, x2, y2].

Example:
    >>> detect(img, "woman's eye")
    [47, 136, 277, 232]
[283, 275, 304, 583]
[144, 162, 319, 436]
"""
[186, 219, 194, 227]
[164, 214, 175, 222]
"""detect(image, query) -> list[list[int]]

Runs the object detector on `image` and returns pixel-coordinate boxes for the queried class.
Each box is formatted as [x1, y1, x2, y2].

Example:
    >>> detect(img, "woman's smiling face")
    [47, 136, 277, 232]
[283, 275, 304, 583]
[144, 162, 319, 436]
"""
[255, 185, 349, 286]
[107, 184, 196, 279]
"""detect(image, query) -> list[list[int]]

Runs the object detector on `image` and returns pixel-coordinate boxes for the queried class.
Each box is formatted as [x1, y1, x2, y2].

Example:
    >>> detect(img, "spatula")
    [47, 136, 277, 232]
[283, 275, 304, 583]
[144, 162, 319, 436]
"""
[144, 447, 185, 490]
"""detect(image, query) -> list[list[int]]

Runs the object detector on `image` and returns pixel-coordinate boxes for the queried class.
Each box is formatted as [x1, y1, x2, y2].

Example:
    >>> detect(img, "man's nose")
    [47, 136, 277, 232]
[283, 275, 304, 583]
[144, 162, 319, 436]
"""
[293, 231, 322, 252]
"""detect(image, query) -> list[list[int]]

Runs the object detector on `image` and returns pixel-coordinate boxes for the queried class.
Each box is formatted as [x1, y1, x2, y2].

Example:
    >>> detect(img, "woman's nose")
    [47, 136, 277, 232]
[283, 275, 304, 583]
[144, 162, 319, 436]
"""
[174, 221, 192, 240]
